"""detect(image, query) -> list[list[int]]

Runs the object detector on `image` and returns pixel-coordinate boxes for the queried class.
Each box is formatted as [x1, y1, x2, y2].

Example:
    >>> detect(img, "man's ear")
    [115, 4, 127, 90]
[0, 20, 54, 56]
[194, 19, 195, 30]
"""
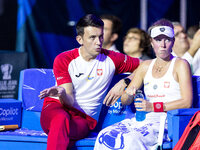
[110, 33, 118, 42]
[76, 35, 83, 45]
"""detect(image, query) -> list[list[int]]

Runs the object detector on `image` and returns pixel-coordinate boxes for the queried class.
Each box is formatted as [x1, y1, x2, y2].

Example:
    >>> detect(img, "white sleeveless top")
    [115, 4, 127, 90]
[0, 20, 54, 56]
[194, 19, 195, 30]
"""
[144, 57, 181, 103]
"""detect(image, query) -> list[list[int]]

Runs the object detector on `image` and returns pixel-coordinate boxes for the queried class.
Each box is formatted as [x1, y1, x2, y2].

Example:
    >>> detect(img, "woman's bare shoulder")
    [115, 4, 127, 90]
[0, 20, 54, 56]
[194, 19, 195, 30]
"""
[140, 59, 153, 67]
[174, 57, 191, 72]
[175, 57, 190, 67]
[137, 59, 153, 73]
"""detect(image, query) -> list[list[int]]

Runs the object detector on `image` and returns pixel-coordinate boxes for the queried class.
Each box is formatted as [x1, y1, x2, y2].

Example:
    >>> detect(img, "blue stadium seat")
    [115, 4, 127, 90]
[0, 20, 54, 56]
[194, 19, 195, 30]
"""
[0, 68, 199, 150]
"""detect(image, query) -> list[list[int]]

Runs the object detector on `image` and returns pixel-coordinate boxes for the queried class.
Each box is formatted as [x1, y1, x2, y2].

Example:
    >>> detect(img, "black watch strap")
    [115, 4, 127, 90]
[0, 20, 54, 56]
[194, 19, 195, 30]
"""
[124, 78, 131, 87]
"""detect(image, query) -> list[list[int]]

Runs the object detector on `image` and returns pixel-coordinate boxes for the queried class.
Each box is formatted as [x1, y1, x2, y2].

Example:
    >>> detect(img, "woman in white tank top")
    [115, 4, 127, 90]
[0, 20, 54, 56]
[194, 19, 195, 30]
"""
[94, 19, 192, 150]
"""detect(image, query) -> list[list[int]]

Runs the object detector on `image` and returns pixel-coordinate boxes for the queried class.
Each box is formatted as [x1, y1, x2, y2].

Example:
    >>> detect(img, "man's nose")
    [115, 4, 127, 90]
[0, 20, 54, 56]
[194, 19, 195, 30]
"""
[96, 38, 102, 45]
[179, 31, 187, 38]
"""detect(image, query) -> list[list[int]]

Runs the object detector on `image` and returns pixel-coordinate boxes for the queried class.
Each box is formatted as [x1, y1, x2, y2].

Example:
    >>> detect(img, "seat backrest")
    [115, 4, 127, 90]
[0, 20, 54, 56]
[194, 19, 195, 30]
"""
[18, 68, 55, 112]
[18, 69, 134, 131]
[18, 69, 55, 130]
[95, 73, 135, 131]
[192, 76, 200, 108]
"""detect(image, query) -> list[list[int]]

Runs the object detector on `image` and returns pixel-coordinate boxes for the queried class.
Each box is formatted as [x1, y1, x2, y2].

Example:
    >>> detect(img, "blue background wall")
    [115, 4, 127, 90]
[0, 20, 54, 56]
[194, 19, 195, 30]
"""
[0, 0, 200, 68]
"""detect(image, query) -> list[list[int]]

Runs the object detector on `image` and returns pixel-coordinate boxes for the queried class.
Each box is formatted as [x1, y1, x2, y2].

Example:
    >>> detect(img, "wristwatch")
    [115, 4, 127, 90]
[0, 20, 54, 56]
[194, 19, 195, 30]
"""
[124, 78, 131, 88]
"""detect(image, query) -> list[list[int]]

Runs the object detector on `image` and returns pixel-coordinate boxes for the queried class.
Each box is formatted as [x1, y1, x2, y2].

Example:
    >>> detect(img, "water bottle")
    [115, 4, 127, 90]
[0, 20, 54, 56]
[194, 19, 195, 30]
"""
[134, 90, 147, 121]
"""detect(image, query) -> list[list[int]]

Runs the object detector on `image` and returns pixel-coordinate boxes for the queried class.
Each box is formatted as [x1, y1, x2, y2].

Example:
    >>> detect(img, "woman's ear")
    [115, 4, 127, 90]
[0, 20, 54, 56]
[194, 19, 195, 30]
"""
[110, 33, 118, 42]
[76, 35, 83, 45]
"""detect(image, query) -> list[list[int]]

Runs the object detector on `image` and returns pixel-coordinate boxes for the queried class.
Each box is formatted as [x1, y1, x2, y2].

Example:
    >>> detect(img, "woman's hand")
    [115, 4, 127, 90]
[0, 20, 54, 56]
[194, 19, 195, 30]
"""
[134, 98, 153, 112]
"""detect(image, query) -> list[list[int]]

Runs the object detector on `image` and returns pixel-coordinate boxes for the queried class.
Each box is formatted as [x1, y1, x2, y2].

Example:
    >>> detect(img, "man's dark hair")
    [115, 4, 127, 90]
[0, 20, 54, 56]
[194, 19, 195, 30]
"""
[76, 14, 104, 36]
[100, 14, 122, 35]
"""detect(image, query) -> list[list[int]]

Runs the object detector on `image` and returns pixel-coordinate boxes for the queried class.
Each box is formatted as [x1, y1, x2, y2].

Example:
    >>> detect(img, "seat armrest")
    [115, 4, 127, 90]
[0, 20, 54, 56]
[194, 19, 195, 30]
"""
[167, 108, 200, 116]
[167, 108, 200, 148]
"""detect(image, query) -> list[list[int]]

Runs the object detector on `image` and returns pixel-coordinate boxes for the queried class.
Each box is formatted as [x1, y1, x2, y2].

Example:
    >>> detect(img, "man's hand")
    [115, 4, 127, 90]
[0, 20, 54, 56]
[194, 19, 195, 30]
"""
[38, 86, 65, 99]
[103, 79, 127, 106]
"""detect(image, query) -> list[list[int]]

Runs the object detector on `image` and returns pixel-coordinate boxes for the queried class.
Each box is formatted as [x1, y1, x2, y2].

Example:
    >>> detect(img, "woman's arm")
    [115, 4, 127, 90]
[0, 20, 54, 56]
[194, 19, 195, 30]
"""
[163, 58, 193, 111]
[121, 61, 150, 105]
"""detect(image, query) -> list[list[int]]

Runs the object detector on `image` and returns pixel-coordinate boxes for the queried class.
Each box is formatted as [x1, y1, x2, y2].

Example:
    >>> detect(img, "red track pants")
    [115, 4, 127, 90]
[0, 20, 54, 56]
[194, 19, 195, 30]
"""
[40, 97, 97, 150]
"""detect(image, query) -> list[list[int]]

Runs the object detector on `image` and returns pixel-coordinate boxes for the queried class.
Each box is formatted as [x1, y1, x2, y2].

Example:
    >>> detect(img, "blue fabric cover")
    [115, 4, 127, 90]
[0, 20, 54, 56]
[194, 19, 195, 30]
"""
[18, 69, 55, 111]
[0, 128, 47, 136]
